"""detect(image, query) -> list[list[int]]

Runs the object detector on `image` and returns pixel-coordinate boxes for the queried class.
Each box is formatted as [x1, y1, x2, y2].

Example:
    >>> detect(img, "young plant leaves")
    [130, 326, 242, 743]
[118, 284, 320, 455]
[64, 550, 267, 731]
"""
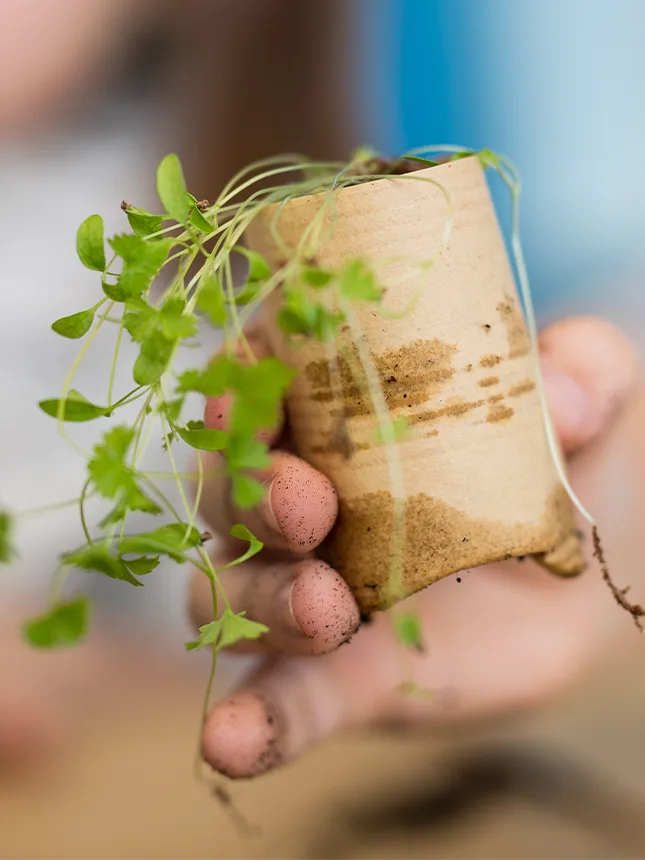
[393, 611, 425, 652]
[133, 332, 175, 385]
[124, 556, 160, 576]
[39, 390, 106, 422]
[76, 214, 106, 272]
[157, 154, 189, 225]
[119, 523, 202, 562]
[338, 259, 383, 303]
[176, 420, 227, 452]
[122, 204, 163, 238]
[196, 269, 226, 327]
[189, 205, 213, 233]
[24, 598, 89, 649]
[108, 234, 172, 300]
[51, 305, 100, 339]
[63, 543, 143, 586]
[188, 608, 268, 652]
[231, 473, 265, 509]
[234, 247, 271, 283]
[219, 524, 263, 569]
[0, 510, 15, 563]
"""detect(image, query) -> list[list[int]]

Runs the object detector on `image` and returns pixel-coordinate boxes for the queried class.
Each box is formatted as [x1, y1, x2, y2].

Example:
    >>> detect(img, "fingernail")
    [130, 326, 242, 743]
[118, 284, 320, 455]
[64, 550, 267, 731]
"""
[276, 578, 305, 635]
[258, 478, 283, 535]
[542, 367, 592, 439]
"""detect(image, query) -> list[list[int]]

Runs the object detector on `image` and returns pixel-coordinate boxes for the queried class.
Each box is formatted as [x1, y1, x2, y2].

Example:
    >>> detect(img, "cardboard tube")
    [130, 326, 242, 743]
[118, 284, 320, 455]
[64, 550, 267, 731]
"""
[246, 156, 585, 613]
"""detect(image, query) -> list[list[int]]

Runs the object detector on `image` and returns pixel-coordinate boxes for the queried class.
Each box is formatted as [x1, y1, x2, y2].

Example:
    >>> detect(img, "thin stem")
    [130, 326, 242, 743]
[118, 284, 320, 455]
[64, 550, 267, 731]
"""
[79, 478, 93, 545]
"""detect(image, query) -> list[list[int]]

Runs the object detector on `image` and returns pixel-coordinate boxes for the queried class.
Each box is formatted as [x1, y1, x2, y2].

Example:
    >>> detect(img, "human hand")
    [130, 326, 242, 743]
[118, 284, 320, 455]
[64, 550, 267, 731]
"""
[190, 317, 641, 779]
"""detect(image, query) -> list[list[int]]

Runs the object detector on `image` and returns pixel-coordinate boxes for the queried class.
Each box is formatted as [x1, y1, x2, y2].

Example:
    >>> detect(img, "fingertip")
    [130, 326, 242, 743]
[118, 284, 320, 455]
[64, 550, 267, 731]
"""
[290, 561, 360, 653]
[202, 692, 283, 779]
[270, 452, 338, 552]
[540, 316, 638, 453]
[204, 396, 228, 432]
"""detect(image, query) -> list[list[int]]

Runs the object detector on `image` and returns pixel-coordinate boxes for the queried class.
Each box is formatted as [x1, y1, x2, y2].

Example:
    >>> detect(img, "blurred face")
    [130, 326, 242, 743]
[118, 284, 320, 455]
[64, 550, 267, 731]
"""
[0, 0, 157, 136]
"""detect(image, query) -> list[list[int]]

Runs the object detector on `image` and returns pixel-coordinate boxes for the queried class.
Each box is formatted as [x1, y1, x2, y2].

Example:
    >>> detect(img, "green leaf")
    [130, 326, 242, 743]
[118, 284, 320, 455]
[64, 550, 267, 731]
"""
[227, 435, 270, 471]
[157, 154, 189, 225]
[133, 331, 175, 385]
[124, 556, 160, 576]
[63, 544, 142, 586]
[176, 420, 228, 451]
[0, 510, 16, 564]
[234, 247, 271, 282]
[403, 155, 441, 167]
[192, 608, 268, 652]
[230, 280, 262, 307]
[159, 297, 198, 340]
[231, 473, 265, 509]
[229, 357, 296, 436]
[98, 490, 162, 528]
[197, 270, 226, 327]
[109, 234, 172, 300]
[338, 259, 382, 303]
[159, 397, 184, 423]
[76, 215, 106, 271]
[123, 204, 164, 238]
[39, 389, 106, 422]
[176, 356, 235, 397]
[190, 205, 213, 233]
[392, 611, 424, 652]
[278, 291, 344, 341]
[301, 265, 334, 287]
[119, 523, 202, 562]
[24, 599, 89, 649]
[51, 306, 97, 339]
[88, 425, 134, 498]
[221, 524, 263, 568]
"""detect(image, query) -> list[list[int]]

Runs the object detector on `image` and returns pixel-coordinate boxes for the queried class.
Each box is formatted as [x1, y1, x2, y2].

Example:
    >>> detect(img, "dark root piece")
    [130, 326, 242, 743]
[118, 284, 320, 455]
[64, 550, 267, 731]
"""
[593, 526, 644, 632]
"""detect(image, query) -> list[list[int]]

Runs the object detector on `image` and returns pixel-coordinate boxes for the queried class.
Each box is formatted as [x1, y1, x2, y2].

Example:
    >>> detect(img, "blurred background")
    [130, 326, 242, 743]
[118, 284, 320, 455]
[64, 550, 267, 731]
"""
[1, 1, 644, 857]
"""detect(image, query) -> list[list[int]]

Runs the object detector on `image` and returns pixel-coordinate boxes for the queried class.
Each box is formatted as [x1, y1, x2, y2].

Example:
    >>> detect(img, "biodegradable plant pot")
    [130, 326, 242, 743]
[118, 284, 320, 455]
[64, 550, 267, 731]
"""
[246, 156, 585, 613]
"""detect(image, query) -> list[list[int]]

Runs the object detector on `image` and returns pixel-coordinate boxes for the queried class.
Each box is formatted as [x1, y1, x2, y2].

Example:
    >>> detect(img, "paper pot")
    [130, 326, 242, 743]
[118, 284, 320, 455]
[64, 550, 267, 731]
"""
[246, 156, 585, 614]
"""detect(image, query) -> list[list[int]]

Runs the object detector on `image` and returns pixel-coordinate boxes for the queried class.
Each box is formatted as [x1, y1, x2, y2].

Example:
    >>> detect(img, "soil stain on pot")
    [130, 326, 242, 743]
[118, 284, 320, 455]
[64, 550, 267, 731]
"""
[497, 294, 530, 359]
[319, 486, 584, 613]
[305, 338, 457, 417]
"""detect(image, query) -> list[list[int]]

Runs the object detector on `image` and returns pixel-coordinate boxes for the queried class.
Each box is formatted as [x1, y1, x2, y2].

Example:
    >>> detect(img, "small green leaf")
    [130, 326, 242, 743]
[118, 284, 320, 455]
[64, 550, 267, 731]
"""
[123, 204, 163, 238]
[159, 297, 198, 340]
[234, 247, 271, 282]
[176, 356, 235, 397]
[109, 234, 172, 300]
[39, 390, 106, 422]
[190, 205, 213, 233]
[51, 306, 97, 339]
[227, 435, 270, 471]
[218, 610, 268, 649]
[231, 473, 265, 509]
[124, 556, 160, 576]
[192, 608, 268, 652]
[301, 265, 334, 287]
[403, 155, 441, 167]
[24, 599, 89, 649]
[133, 332, 175, 385]
[159, 397, 184, 423]
[197, 269, 226, 327]
[88, 425, 134, 498]
[0, 510, 16, 564]
[157, 154, 189, 225]
[176, 420, 228, 451]
[221, 524, 263, 568]
[393, 611, 424, 652]
[62, 544, 142, 586]
[119, 523, 202, 562]
[338, 259, 382, 303]
[230, 280, 262, 307]
[76, 214, 106, 271]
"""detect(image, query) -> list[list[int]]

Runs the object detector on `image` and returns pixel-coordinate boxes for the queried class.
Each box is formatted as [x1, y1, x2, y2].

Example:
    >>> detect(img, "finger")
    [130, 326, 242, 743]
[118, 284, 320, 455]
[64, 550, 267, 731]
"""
[540, 316, 638, 455]
[200, 626, 392, 779]
[198, 449, 338, 553]
[189, 556, 360, 655]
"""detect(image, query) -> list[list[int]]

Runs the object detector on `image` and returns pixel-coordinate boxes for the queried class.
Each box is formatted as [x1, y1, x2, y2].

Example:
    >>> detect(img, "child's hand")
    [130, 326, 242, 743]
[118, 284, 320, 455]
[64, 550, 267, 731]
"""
[189, 317, 641, 779]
